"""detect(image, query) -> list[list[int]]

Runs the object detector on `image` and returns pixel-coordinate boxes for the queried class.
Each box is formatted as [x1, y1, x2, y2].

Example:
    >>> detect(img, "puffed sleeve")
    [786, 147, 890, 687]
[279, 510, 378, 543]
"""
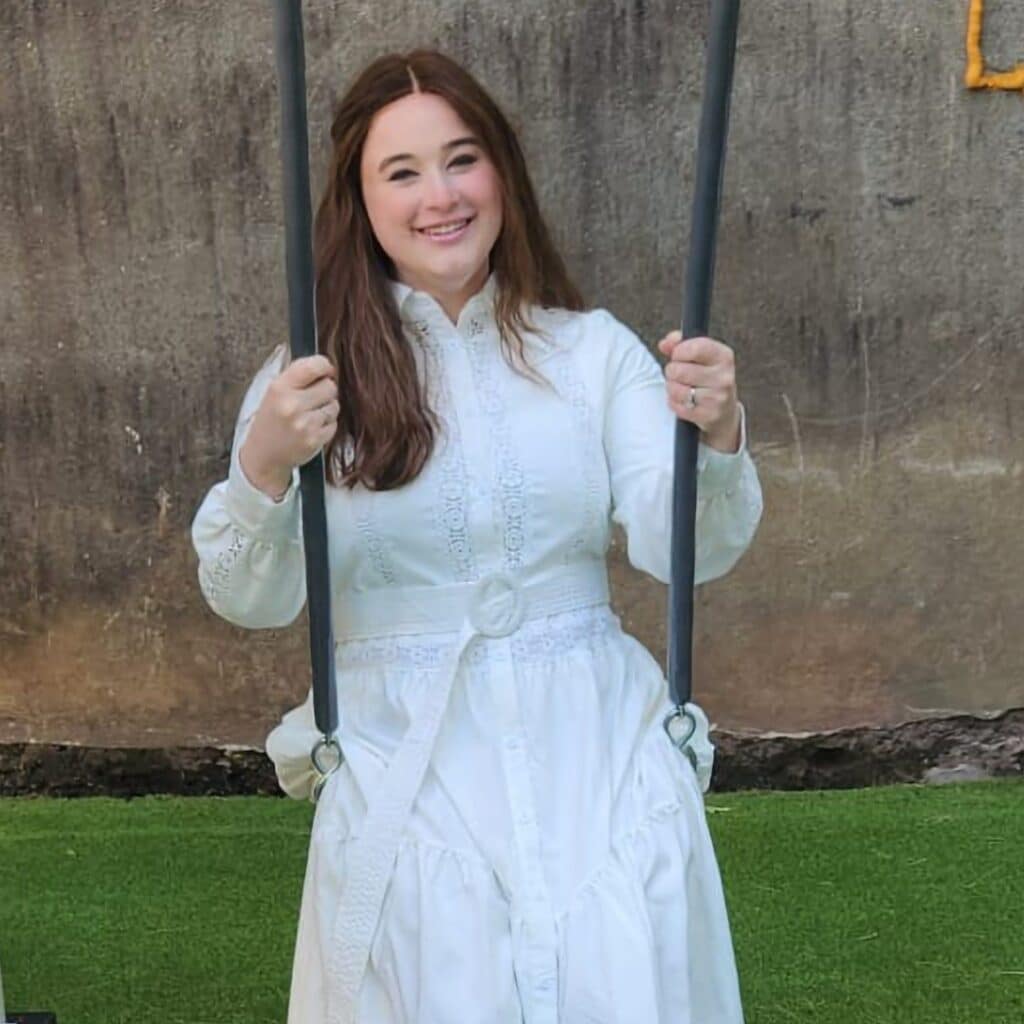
[599, 310, 763, 585]
[190, 344, 307, 628]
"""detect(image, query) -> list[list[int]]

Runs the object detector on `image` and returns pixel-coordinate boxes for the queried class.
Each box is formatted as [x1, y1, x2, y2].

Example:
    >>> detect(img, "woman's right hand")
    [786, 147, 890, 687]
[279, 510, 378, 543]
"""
[238, 354, 340, 498]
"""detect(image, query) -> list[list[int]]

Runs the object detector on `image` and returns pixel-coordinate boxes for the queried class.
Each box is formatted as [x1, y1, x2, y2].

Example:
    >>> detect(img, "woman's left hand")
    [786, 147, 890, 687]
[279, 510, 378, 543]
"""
[657, 331, 742, 454]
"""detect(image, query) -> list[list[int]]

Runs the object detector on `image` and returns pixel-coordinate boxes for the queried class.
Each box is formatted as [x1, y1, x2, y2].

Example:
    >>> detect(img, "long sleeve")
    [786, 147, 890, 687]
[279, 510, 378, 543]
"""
[191, 344, 307, 628]
[599, 310, 763, 585]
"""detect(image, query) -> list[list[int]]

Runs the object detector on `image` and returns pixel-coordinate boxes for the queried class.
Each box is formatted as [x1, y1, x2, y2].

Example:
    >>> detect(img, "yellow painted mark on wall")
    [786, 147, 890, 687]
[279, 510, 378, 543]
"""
[966, 0, 1024, 90]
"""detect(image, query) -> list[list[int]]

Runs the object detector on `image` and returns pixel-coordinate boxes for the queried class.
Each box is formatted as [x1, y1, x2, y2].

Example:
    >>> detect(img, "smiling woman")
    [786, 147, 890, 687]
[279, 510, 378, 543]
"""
[192, 45, 762, 1024]
[310, 51, 585, 493]
[359, 95, 504, 322]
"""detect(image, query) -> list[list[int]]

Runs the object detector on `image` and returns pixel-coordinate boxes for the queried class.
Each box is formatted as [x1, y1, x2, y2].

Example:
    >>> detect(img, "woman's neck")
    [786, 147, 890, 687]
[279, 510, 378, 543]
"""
[396, 264, 490, 325]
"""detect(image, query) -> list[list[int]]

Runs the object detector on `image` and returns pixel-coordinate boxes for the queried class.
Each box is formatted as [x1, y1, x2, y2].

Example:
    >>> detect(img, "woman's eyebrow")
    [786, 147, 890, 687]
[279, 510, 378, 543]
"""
[378, 136, 479, 173]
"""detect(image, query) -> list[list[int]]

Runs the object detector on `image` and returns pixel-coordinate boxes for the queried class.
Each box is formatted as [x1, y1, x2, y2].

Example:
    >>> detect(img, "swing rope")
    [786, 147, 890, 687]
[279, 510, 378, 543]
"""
[269, 0, 743, 793]
[665, 0, 742, 770]
[271, 0, 342, 801]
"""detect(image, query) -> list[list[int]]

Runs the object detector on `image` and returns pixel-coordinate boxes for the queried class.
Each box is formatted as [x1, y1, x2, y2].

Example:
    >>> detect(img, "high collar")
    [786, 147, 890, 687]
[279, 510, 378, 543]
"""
[388, 272, 499, 334]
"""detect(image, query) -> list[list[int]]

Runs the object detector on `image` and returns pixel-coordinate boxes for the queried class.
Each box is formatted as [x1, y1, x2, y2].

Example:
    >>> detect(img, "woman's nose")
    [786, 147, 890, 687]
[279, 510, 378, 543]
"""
[423, 170, 459, 208]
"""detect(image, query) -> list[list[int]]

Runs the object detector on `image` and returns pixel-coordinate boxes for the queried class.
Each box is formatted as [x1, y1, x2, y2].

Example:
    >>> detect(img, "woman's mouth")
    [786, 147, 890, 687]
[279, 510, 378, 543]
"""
[416, 216, 474, 243]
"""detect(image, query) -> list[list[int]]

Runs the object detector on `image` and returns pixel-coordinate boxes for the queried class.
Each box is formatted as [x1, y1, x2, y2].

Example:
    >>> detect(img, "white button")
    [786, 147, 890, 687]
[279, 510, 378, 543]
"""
[469, 572, 526, 637]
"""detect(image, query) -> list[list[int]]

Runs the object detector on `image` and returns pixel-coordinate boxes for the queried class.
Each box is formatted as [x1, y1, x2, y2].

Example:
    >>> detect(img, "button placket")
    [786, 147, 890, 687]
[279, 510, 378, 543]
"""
[436, 321, 497, 570]
[489, 634, 559, 1020]
[409, 285, 557, 1017]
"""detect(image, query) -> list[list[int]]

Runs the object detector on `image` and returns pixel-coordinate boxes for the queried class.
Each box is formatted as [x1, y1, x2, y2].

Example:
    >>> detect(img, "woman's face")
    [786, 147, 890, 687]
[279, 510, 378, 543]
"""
[360, 91, 503, 309]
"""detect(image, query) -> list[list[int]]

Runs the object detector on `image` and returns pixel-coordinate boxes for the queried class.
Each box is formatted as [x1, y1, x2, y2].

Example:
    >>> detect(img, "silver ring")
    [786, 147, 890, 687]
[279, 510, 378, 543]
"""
[687, 387, 699, 409]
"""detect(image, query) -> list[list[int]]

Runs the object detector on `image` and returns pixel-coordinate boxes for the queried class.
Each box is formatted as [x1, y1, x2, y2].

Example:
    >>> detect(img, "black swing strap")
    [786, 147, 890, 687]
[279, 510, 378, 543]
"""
[271, 0, 340, 762]
[667, 0, 742, 714]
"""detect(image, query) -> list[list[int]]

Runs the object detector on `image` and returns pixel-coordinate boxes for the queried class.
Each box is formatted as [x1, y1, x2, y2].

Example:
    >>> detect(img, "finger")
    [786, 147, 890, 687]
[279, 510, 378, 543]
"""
[285, 354, 337, 387]
[300, 376, 339, 407]
[285, 377, 338, 416]
[666, 382, 726, 418]
[307, 397, 341, 426]
[666, 381, 707, 410]
[320, 399, 341, 424]
[667, 392, 713, 428]
[664, 361, 723, 388]
[656, 331, 684, 355]
[276, 378, 336, 425]
[316, 419, 338, 444]
[302, 401, 340, 444]
[320, 404, 340, 444]
[671, 336, 731, 367]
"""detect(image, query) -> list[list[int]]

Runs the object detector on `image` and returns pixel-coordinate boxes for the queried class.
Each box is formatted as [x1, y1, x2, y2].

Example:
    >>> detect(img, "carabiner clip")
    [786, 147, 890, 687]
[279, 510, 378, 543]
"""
[662, 704, 700, 776]
[310, 733, 344, 804]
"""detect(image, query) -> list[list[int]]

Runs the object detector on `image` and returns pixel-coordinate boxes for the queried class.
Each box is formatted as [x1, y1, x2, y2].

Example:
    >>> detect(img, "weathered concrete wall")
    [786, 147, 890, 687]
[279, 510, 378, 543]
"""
[1, 0, 1022, 747]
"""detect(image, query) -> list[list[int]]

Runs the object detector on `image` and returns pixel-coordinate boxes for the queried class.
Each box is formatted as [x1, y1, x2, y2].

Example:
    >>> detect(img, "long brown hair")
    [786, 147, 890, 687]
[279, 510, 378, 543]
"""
[314, 49, 586, 491]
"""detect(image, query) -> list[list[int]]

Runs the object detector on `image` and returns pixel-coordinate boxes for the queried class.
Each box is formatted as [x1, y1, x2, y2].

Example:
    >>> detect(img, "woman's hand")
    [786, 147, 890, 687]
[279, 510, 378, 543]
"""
[239, 355, 340, 498]
[657, 331, 742, 454]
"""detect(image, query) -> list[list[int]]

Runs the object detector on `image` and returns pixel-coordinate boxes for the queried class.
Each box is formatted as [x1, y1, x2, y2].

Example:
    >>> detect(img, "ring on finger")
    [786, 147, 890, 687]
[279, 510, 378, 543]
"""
[686, 387, 700, 409]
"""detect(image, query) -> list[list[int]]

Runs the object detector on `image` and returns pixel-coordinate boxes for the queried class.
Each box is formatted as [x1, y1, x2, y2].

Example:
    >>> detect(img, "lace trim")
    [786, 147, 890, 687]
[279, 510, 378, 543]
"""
[464, 328, 526, 572]
[550, 352, 603, 560]
[335, 604, 617, 672]
[355, 509, 398, 586]
[417, 326, 478, 584]
[198, 525, 247, 607]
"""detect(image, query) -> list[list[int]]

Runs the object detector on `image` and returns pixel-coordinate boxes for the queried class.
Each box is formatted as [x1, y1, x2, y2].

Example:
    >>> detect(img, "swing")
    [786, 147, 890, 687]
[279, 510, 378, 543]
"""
[269, 0, 742, 800]
[664, 0, 741, 765]
[267, 2, 742, 1019]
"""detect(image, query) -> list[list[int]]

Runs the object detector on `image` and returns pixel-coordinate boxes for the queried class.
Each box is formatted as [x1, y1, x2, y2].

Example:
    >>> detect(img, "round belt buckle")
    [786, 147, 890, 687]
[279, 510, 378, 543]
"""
[470, 572, 525, 638]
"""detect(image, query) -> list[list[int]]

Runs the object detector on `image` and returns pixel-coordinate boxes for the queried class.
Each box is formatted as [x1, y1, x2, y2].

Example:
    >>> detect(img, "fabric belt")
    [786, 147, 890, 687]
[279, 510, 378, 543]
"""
[334, 561, 609, 640]
[325, 561, 610, 1024]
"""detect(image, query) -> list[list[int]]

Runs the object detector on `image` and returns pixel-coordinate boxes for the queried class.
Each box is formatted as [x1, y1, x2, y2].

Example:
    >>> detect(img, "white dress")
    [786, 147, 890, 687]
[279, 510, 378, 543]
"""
[191, 273, 763, 1024]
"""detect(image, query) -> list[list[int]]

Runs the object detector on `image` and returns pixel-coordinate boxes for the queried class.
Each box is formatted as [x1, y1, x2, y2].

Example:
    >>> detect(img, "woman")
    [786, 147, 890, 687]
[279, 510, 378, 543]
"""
[192, 49, 762, 1024]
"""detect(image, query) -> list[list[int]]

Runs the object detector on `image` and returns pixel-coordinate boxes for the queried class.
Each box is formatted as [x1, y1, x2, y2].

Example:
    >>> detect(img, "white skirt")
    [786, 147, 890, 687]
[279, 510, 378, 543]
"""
[268, 605, 744, 1024]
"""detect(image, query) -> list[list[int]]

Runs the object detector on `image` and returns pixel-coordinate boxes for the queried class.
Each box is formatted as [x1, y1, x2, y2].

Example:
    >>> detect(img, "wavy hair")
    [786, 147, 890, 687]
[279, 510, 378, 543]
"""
[313, 49, 586, 490]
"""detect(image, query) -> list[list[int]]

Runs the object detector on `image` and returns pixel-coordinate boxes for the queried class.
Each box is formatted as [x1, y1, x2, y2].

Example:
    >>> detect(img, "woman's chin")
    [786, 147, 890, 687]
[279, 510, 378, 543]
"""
[418, 256, 489, 288]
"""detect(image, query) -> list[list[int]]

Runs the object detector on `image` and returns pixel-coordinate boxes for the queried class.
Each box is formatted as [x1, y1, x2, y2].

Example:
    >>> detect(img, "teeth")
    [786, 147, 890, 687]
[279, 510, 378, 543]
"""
[422, 219, 469, 236]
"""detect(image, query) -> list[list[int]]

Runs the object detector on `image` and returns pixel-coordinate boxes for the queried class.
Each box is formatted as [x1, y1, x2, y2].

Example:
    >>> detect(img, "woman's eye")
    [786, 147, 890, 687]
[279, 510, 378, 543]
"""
[387, 154, 477, 182]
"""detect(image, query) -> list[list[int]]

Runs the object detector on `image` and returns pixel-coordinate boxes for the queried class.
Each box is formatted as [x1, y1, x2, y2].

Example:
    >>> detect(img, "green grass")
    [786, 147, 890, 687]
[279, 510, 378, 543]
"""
[1, 782, 1022, 1023]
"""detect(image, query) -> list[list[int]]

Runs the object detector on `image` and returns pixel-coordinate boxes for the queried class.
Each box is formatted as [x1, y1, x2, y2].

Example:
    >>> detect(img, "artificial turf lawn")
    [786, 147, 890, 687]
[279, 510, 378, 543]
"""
[1, 782, 1021, 1023]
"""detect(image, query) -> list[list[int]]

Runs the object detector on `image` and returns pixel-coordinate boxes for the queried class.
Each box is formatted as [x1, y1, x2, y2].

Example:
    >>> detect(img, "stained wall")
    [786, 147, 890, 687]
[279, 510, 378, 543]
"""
[2, 1, 1021, 746]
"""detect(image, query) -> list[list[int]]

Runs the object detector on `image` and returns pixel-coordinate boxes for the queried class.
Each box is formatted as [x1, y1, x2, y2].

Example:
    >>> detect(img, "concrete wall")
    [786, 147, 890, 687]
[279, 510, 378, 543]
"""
[2, 0, 1022, 747]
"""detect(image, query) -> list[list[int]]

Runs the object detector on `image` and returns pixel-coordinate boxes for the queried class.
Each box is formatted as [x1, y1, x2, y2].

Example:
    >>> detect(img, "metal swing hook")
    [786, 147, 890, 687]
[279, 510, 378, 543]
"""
[310, 733, 344, 803]
[663, 704, 700, 776]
